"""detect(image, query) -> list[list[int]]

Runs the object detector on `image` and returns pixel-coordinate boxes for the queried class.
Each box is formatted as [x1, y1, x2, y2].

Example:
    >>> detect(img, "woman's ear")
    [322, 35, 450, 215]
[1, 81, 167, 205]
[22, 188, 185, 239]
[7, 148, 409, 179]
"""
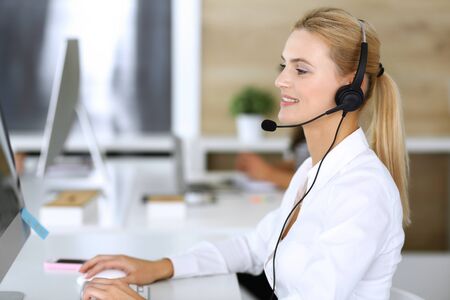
[344, 72, 369, 93]
[361, 74, 369, 94]
[340, 72, 354, 86]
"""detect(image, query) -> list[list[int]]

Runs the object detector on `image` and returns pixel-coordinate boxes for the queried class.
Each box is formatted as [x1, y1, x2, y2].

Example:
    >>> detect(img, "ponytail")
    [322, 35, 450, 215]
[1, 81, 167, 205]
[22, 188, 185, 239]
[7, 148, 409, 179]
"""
[368, 73, 411, 227]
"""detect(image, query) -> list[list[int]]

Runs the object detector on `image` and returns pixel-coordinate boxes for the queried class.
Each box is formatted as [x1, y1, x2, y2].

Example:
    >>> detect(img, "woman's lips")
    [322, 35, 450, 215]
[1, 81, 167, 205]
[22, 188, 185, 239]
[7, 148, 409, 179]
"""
[280, 95, 300, 107]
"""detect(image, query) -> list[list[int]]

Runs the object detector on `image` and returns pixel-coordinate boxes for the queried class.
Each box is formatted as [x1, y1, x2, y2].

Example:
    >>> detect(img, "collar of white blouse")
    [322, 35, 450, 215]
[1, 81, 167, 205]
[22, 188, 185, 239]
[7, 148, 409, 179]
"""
[304, 127, 369, 191]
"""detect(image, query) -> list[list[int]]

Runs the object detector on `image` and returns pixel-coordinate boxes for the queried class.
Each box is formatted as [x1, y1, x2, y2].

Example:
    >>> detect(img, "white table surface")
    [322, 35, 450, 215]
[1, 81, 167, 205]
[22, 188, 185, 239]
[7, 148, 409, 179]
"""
[10, 133, 178, 154]
[19, 158, 282, 234]
[0, 232, 242, 300]
[7, 158, 448, 299]
[1, 158, 282, 299]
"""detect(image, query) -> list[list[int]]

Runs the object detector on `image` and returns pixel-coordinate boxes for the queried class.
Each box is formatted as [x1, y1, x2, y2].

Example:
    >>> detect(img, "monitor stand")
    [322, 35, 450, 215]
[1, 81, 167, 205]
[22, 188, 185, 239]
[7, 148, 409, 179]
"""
[40, 103, 111, 194]
[0, 291, 25, 300]
[75, 103, 110, 185]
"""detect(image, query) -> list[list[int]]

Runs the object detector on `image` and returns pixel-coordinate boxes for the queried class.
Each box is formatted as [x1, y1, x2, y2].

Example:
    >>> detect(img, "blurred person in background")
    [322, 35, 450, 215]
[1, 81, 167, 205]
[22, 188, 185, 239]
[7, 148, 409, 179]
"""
[236, 127, 309, 190]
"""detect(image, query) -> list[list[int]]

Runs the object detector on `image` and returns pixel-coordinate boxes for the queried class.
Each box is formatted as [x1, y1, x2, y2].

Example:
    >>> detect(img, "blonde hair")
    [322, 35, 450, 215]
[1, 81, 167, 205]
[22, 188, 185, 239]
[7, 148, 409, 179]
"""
[294, 8, 411, 227]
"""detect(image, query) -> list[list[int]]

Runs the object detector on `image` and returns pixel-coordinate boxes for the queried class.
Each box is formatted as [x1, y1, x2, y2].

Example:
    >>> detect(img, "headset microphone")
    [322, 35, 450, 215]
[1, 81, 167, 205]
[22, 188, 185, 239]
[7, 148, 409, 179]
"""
[261, 104, 347, 132]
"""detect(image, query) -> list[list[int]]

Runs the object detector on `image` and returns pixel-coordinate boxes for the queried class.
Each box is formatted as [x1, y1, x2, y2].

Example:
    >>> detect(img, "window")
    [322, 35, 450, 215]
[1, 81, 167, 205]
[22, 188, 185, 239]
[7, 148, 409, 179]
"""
[0, 0, 171, 134]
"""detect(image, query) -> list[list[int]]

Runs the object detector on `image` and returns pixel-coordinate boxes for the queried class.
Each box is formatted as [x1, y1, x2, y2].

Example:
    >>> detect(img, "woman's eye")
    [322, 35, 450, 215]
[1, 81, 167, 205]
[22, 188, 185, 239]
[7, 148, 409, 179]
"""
[278, 64, 308, 75]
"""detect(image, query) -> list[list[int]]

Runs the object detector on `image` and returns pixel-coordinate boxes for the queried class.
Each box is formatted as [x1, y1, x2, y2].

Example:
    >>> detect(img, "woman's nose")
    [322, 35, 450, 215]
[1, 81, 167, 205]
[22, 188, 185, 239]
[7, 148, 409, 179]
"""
[275, 69, 290, 89]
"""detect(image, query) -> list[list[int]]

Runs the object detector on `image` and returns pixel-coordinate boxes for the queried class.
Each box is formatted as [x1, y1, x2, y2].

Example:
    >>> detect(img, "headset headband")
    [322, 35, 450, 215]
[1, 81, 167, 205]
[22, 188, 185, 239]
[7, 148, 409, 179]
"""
[351, 20, 368, 89]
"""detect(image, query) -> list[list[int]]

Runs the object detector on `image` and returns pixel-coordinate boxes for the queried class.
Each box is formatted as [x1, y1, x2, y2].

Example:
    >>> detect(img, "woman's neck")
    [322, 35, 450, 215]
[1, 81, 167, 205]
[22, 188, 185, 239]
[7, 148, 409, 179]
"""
[304, 113, 359, 166]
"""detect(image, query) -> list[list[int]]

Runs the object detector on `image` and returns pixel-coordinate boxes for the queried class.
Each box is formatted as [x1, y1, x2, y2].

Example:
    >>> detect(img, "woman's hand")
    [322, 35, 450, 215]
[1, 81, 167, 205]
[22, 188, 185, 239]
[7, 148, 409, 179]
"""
[235, 152, 273, 181]
[79, 255, 174, 285]
[82, 278, 144, 300]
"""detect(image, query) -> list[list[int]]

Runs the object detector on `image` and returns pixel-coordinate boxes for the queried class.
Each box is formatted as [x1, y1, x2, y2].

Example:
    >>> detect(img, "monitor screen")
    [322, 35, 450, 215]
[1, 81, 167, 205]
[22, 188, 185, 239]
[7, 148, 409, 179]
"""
[37, 38, 80, 177]
[0, 106, 29, 284]
[0, 148, 20, 237]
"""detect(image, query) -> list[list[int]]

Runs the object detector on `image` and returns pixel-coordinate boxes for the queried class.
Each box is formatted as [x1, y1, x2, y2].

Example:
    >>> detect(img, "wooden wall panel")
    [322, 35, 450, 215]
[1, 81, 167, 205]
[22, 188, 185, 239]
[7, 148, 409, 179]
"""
[404, 154, 449, 251]
[201, 0, 450, 136]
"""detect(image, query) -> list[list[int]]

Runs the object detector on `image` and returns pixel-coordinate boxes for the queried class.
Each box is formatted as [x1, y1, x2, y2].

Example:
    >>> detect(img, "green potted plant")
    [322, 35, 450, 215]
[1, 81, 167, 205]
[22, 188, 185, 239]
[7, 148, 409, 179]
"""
[230, 86, 275, 141]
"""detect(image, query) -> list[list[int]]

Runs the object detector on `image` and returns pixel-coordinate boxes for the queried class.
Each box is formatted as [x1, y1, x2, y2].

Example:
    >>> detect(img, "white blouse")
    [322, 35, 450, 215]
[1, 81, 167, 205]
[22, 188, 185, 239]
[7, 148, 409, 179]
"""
[169, 128, 405, 300]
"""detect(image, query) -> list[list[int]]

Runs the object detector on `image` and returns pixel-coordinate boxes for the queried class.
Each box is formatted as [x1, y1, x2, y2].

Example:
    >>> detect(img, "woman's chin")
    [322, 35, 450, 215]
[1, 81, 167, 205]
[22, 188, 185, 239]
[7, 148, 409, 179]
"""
[278, 112, 300, 125]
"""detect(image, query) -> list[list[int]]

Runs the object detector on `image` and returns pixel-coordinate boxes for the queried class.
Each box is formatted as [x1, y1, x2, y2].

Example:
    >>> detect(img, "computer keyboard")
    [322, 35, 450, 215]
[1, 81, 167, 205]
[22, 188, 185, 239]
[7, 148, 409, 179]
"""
[130, 284, 150, 299]
[80, 282, 150, 299]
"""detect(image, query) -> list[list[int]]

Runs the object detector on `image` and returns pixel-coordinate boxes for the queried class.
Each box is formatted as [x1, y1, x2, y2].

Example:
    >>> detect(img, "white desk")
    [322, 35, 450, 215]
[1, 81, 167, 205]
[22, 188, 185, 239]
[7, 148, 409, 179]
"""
[19, 158, 281, 234]
[10, 133, 179, 155]
[19, 158, 180, 230]
[2, 157, 450, 299]
[0, 233, 241, 300]
[1, 159, 281, 299]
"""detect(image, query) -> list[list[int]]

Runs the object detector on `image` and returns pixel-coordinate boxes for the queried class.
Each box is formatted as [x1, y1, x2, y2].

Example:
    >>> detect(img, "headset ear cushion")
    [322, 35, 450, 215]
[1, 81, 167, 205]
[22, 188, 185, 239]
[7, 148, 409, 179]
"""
[335, 84, 352, 106]
[335, 85, 364, 112]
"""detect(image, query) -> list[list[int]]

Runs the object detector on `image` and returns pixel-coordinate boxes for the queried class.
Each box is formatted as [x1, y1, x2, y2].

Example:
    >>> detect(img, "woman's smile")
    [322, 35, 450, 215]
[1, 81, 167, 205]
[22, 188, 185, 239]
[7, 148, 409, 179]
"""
[280, 94, 300, 107]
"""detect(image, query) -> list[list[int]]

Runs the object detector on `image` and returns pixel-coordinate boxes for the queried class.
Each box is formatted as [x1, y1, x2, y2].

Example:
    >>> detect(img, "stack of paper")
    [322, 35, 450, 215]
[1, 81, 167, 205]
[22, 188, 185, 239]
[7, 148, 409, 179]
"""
[145, 194, 186, 219]
[40, 190, 99, 226]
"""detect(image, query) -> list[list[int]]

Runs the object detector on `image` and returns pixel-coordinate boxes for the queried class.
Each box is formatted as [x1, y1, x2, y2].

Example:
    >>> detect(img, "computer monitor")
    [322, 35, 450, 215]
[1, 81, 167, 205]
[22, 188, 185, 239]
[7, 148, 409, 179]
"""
[0, 107, 30, 299]
[37, 38, 80, 177]
[37, 38, 109, 186]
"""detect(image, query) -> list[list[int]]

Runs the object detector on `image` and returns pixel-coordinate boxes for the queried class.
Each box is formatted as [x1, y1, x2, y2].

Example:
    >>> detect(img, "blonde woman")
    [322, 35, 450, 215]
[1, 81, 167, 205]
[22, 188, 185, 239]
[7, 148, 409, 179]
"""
[80, 7, 410, 300]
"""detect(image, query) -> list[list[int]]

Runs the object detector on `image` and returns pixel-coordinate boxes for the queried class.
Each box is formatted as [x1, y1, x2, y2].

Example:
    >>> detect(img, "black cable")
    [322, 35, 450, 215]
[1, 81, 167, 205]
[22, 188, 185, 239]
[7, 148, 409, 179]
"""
[276, 112, 328, 128]
[269, 112, 347, 300]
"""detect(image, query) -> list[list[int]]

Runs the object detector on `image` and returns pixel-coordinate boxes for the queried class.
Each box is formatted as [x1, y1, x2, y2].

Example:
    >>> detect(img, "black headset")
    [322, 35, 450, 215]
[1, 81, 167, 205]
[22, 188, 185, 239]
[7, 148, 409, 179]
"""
[334, 20, 368, 113]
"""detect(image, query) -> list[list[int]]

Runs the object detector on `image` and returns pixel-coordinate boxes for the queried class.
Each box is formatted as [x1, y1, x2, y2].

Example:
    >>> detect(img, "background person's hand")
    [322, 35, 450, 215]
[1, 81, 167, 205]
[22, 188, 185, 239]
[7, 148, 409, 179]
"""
[82, 278, 145, 300]
[79, 255, 174, 285]
[235, 152, 273, 181]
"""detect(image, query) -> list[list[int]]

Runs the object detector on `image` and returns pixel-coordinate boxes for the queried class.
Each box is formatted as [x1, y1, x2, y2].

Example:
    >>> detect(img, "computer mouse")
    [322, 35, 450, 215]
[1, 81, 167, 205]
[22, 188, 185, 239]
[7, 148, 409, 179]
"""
[77, 269, 127, 286]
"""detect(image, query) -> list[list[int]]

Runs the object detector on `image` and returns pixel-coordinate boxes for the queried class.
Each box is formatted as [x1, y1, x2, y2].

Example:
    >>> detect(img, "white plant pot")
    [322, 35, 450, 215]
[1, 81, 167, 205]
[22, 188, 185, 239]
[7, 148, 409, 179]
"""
[236, 114, 264, 142]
